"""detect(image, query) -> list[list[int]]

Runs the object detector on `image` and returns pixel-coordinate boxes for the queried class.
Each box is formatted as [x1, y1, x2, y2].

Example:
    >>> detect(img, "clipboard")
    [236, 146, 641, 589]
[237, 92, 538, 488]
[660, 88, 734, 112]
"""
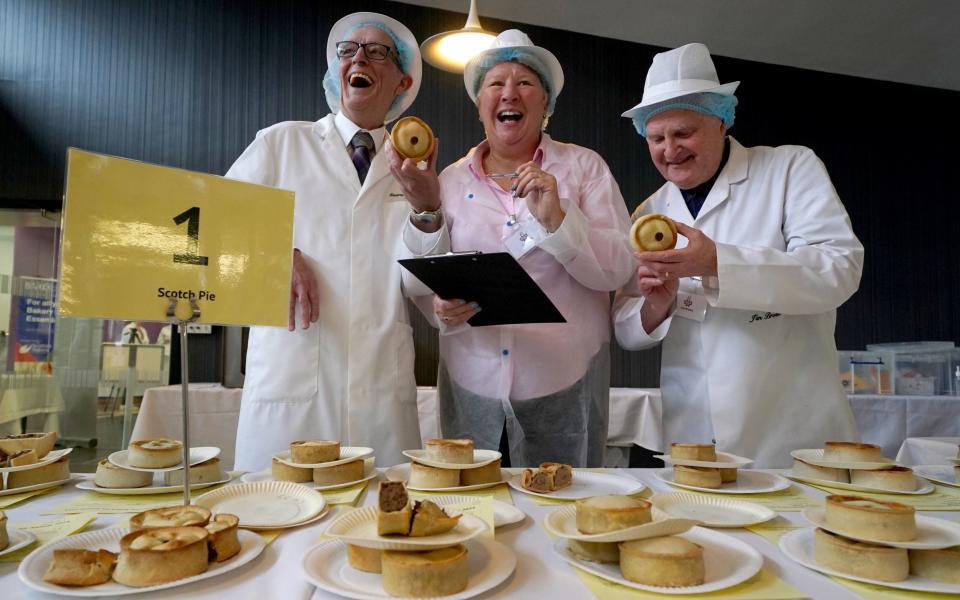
[398, 252, 566, 327]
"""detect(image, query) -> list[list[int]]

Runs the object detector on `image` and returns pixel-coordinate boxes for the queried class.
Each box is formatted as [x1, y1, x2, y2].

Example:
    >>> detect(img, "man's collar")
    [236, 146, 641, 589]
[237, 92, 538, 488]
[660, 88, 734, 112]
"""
[334, 112, 387, 153]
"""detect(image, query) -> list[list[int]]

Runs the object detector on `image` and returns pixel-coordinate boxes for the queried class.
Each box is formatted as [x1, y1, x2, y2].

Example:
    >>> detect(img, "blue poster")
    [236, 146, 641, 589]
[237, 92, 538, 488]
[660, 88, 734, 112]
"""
[14, 277, 57, 373]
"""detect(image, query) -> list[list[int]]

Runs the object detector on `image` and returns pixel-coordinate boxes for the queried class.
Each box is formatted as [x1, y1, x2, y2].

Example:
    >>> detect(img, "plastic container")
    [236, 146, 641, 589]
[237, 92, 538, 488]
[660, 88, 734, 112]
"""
[837, 351, 893, 395]
[861, 342, 957, 396]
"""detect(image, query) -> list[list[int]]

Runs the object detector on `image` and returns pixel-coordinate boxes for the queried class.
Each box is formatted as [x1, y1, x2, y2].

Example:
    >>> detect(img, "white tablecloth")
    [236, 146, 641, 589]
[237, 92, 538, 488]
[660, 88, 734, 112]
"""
[896, 436, 960, 465]
[130, 383, 243, 470]
[2, 469, 950, 600]
[0, 374, 64, 435]
[849, 394, 960, 459]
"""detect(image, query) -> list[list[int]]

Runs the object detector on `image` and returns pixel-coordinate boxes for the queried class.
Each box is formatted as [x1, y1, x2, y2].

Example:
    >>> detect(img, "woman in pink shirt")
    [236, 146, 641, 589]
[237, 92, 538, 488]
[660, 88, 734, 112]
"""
[389, 30, 634, 467]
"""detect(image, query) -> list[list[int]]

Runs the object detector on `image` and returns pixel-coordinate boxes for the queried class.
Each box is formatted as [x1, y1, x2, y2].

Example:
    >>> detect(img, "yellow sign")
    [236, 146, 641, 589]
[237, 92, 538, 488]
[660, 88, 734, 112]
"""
[59, 149, 294, 326]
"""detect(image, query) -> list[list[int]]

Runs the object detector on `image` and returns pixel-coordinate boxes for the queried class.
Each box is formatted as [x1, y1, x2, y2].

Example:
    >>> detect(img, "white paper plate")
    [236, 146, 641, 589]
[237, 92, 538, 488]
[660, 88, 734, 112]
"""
[493, 501, 524, 528]
[801, 507, 960, 549]
[75, 475, 231, 495]
[654, 468, 790, 494]
[544, 504, 696, 542]
[0, 448, 74, 473]
[654, 451, 754, 469]
[914, 464, 960, 488]
[240, 460, 378, 491]
[791, 448, 895, 470]
[402, 448, 501, 470]
[507, 471, 645, 500]
[195, 481, 327, 528]
[0, 527, 37, 557]
[785, 471, 934, 495]
[650, 493, 777, 528]
[18, 527, 265, 596]
[0, 477, 74, 497]
[324, 503, 488, 550]
[384, 463, 510, 492]
[780, 527, 960, 594]
[553, 526, 763, 595]
[107, 446, 220, 472]
[301, 536, 516, 600]
[273, 446, 373, 469]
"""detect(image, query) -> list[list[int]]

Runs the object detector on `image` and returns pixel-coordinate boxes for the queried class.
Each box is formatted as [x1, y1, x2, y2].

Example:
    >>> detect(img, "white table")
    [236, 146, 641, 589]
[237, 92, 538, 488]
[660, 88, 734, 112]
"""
[3, 468, 948, 599]
[130, 383, 243, 470]
[849, 394, 960, 459]
[897, 436, 960, 465]
[0, 374, 64, 436]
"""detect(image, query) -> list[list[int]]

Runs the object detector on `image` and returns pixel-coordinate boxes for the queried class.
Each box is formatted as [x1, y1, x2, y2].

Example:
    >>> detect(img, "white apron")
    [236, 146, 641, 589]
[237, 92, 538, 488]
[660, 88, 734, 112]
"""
[226, 115, 422, 471]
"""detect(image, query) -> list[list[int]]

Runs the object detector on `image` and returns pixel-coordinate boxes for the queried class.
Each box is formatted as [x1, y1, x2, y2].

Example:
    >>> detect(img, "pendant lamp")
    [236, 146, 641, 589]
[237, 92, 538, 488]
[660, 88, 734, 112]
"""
[420, 0, 497, 73]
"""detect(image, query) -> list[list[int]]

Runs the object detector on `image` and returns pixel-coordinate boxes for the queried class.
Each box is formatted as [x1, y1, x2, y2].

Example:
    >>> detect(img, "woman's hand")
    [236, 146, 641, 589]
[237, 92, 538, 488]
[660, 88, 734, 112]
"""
[514, 161, 565, 232]
[385, 138, 442, 222]
[433, 296, 480, 327]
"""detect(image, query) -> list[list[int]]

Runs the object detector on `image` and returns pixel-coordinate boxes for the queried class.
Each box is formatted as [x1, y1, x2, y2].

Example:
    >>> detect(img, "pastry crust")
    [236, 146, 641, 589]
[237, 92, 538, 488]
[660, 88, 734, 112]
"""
[7, 456, 70, 488]
[792, 458, 849, 482]
[290, 440, 339, 464]
[521, 462, 574, 493]
[130, 505, 212, 530]
[670, 443, 716, 461]
[205, 513, 241, 562]
[1, 448, 38, 467]
[674, 465, 721, 489]
[424, 438, 474, 465]
[0, 431, 56, 459]
[163, 457, 223, 486]
[381, 544, 469, 597]
[575, 495, 652, 534]
[630, 213, 678, 252]
[460, 459, 502, 486]
[720, 468, 738, 483]
[390, 116, 435, 162]
[347, 543, 382, 573]
[567, 539, 620, 563]
[850, 466, 917, 491]
[94, 459, 153, 489]
[0, 511, 7, 552]
[113, 526, 210, 587]
[128, 439, 183, 468]
[377, 506, 413, 536]
[42, 549, 116, 586]
[909, 546, 960, 583]
[408, 461, 460, 488]
[312, 458, 363, 485]
[823, 441, 883, 463]
[824, 495, 916, 542]
[619, 536, 705, 587]
[409, 500, 461, 537]
[271, 457, 312, 483]
[814, 527, 908, 582]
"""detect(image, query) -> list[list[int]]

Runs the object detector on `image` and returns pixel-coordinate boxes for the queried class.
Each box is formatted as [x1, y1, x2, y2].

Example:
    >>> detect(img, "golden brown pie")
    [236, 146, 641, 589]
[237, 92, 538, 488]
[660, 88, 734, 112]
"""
[850, 466, 917, 491]
[0, 511, 7, 552]
[459, 458, 502, 486]
[127, 439, 183, 468]
[0, 432, 56, 459]
[408, 461, 460, 488]
[670, 442, 716, 461]
[521, 462, 573, 493]
[674, 465, 721, 489]
[619, 536, 705, 587]
[312, 458, 363, 485]
[42, 549, 117, 586]
[163, 457, 223, 486]
[792, 458, 849, 482]
[112, 526, 210, 587]
[824, 495, 916, 542]
[347, 543, 382, 573]
[205, 513, 241, 562]
[271, 457, 312, 483]
[909, 546, 960, 583]
[575, 495, 651, 534]
[567, 539, 620, 563]
[630, 213, 678, 252]
[94, 459, 152, 489]
[290, 440, 339, 464]
[381, 544, 468, 597]
[0, 448, 38, 467]
[424, 438, 474, 464]
[814, 527, 908, 582]
[7, 456, 70, 488]
[409, 500, 461, 537]
[822, 441, 884, 463]
[130, 505, 212, 530]
[390, 116, 436, 162]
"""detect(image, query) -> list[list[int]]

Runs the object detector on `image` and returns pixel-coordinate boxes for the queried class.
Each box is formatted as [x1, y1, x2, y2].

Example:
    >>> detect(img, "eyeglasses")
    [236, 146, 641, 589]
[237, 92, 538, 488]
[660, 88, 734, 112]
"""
[336, 41, 397, 63]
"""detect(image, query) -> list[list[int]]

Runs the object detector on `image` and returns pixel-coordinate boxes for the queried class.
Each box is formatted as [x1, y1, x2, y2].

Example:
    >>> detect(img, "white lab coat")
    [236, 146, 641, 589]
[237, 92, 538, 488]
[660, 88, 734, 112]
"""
[614, 137, 864, 468]
[226, 114, 424, 471]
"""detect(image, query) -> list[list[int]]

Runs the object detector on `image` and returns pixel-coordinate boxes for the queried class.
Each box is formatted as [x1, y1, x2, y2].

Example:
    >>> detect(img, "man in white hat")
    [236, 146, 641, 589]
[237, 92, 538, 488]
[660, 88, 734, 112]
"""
[614, 43, 864, 468]
[225, 12, 429, 470]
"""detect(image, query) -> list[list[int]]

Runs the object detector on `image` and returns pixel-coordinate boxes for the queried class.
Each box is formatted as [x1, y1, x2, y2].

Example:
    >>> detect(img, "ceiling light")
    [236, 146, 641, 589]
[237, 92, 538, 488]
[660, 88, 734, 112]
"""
[420, 0, 497, 73]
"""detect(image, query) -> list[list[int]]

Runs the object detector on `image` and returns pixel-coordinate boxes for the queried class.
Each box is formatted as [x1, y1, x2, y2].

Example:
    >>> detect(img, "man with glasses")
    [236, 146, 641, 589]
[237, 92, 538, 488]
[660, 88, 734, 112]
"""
[226, 12, 432, 471]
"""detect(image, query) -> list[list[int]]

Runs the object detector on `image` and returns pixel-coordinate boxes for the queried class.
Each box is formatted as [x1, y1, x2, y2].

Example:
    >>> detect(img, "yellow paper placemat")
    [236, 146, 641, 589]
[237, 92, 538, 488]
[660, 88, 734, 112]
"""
[803, 482, 960, 511]
[575, 568, 805, 600]
[747, 522, 960, 599]
[322, 480, 371, 506]
[0, 512, 98, 562]
[41, 491, 189, 515]
[0, 485, 60, 509]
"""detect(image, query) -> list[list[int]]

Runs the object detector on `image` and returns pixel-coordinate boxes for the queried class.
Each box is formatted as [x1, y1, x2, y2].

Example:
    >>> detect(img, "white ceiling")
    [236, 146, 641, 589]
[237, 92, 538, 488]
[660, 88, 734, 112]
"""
[392, 0, 960, 92]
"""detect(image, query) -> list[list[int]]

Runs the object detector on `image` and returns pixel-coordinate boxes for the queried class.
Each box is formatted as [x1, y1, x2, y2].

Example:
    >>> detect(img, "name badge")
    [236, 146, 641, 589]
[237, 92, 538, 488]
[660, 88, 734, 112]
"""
[503, 216, 547, 259]
[675, 291, 707, 322]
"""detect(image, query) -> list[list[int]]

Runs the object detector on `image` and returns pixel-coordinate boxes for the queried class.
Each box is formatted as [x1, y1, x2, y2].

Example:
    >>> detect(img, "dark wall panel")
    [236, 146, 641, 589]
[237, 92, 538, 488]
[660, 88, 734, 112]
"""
[3, 0, 958, 388]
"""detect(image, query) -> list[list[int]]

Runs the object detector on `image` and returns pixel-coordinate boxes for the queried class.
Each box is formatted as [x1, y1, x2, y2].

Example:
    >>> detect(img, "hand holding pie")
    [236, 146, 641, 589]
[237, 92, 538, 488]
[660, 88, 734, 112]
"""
[390, 116, 435, 162]
[630, 213, 678, 252]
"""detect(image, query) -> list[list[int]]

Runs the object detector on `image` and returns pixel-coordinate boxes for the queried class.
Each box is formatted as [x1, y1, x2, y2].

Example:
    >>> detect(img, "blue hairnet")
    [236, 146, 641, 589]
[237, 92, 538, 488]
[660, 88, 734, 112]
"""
[632, 92, 738, 137]
[322, 21, 415, 118]
[468, 48, 558, 116]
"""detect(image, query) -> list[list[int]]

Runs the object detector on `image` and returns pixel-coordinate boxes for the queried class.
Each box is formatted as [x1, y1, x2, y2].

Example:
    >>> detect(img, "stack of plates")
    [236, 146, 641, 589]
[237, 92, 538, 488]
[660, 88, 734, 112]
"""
[653, 468, 789, 494]
[384, 462, 510, 492]
[272, 446, 373, 470]
[241, 458, 378, 491]
[544, 504, 697, 542]
[106, 446, 220, 473]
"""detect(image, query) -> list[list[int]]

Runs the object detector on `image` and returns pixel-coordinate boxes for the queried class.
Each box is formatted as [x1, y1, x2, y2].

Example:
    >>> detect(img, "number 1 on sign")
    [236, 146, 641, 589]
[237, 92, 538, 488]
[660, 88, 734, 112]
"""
[173, 206, 209, 266]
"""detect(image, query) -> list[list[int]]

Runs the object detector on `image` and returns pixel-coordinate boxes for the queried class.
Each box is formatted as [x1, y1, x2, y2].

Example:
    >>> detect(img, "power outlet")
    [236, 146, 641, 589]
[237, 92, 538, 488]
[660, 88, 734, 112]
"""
[185, 323, 212, 334]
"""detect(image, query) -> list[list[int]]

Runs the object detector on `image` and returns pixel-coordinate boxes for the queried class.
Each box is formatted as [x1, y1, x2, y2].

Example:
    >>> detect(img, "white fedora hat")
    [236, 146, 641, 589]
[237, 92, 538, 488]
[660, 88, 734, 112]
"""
[622, 43, 738, 119]
[325, 11, 422, 123]
[463, 29, 564, 115]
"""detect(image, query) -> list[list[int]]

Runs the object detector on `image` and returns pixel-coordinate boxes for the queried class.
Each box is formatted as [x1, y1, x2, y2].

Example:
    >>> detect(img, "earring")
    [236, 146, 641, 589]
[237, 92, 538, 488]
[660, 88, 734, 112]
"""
[541, 114, 550, 131]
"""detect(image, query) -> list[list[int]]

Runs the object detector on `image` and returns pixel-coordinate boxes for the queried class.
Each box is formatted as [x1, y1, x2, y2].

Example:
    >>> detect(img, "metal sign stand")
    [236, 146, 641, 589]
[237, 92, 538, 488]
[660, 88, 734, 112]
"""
[167, 298, 201, 506]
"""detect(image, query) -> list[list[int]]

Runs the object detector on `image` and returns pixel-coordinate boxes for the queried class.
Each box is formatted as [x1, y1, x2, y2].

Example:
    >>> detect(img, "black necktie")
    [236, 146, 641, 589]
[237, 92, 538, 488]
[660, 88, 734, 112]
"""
[350, 131, 375, 184]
